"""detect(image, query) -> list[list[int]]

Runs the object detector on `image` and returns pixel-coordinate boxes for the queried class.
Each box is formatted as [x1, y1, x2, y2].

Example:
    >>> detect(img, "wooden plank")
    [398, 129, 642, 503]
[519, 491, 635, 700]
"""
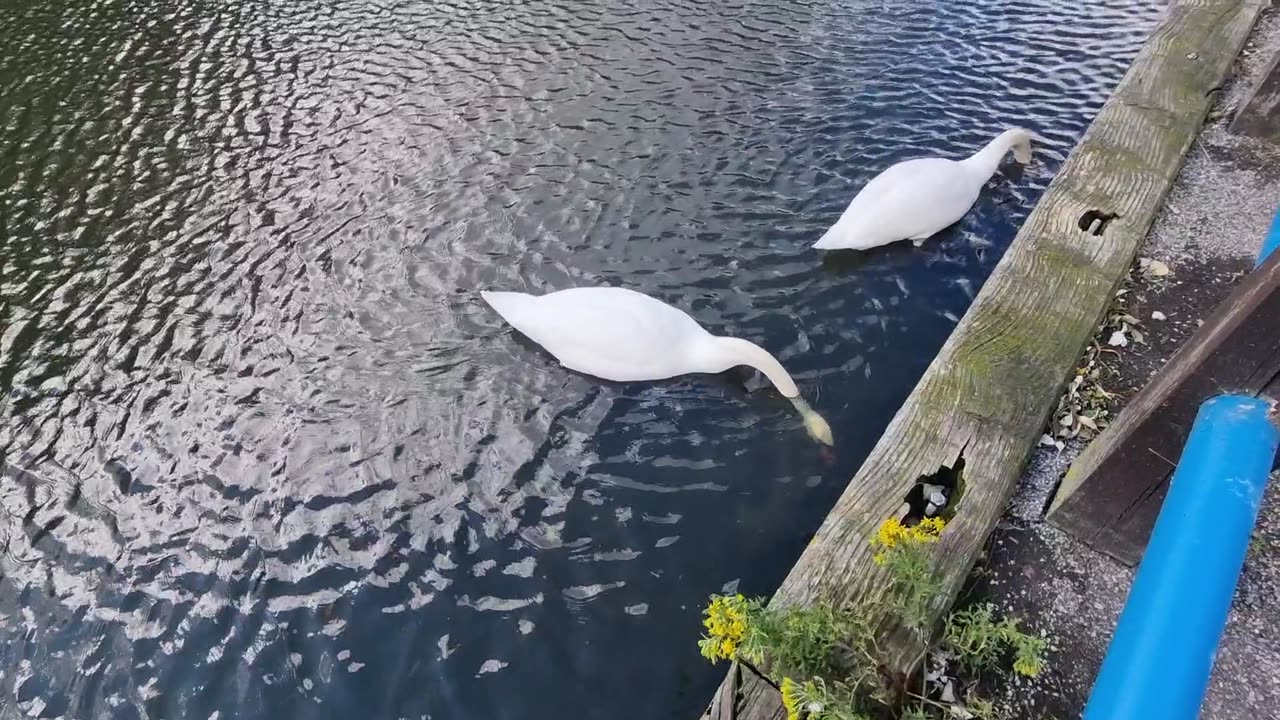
[1048, 252, 1280, 565]
[1229, 46, 1280, 142]
[698, 2, 1266, 717]
[703, 663, 786, 720]
[704, 661, 740, 720]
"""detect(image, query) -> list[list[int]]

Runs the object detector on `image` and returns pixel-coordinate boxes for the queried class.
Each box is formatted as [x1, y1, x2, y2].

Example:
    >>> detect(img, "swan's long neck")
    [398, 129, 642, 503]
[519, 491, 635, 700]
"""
[703, 337, 799, 398]
[701, 336, 834, 446]
[961, 129, 1031, 180]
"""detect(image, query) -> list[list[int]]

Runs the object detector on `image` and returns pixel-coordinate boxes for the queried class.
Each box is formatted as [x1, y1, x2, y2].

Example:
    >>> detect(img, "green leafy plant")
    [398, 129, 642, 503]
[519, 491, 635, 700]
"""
[699, 595, 883, 704]
[750, 603, 880, 684]
[780, 676, 870, 720]
[964, 695, 1005, 720]
[901, 692, 1004, 720]
[943, 603, 1046, 678]
[696, 517, 1046, 719]
[871, 516, 947, 633]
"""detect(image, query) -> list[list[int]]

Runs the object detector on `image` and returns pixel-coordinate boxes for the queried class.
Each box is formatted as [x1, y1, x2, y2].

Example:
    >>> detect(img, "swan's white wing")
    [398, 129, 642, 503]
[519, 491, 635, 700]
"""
[815, 158, 983, 249]
[483, 287, 710, 382]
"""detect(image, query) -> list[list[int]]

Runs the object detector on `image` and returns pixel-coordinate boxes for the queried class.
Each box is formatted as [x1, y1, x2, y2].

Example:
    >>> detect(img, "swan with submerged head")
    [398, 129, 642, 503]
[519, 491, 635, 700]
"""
[813, 128, 1034, 252]
[482, 286, 834, 446]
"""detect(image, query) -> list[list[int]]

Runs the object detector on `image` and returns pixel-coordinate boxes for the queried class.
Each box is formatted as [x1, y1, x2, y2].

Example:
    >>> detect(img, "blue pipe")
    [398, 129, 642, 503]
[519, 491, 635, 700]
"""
[1083, 395, 1279, 720]
[1256, 206, 1280, 267]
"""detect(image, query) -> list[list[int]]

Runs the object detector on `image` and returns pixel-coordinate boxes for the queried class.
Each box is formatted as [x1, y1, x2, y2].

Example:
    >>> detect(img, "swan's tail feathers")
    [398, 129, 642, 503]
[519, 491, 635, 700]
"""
[480, 290, 532, 324]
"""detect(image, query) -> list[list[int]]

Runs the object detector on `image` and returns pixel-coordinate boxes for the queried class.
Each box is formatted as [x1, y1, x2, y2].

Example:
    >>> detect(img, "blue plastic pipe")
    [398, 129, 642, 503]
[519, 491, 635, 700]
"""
[1083, 395, 1279, 720]
[1256, 206, 1280, 266]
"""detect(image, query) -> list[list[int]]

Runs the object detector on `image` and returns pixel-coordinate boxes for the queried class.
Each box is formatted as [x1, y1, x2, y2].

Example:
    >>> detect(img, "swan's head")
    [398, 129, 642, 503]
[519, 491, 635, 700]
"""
[701, 337, 834, 445]
[805, 410, 835, 447]
[790, 397, 834, 447]
[1009, 129, 1033, 164]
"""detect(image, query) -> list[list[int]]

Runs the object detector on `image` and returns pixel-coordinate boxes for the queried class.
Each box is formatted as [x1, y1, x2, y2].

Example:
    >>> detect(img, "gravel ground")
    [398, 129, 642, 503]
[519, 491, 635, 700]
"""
[961, 8, 1280, 719]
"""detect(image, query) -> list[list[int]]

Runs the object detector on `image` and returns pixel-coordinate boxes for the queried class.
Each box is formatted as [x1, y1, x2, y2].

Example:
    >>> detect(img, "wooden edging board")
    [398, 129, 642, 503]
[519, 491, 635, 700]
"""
[701, 2, 1267, 717]
[1048, 249, 1280, 566]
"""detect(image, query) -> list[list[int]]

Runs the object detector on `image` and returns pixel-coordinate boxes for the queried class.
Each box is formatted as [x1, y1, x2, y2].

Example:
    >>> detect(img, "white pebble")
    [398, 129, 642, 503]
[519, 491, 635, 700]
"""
[941, 680, 957, 703]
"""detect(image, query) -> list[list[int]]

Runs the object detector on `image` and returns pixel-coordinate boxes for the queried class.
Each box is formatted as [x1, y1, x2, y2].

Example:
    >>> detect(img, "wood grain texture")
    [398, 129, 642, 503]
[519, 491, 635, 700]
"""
[697, 2, 1265, 717]
[704, 661, 741, 720]
[703, 667, 783, 720]
[1230, 46, 1280, 141]
[1049, 252, 1280, 566]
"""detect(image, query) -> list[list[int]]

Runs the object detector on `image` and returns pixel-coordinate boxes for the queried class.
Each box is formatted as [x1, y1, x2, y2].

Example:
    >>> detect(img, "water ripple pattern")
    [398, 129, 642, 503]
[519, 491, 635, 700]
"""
[1, 0, 1159, 718]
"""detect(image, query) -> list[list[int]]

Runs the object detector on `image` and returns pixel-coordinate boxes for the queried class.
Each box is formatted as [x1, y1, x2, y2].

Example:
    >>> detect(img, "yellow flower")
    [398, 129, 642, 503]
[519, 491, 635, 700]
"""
[1013, 641, 1044, 678]
[874, 516, 946, 552]
[875, 517, 905, 548]
[1013, 655, 1042, 677]
[917, 516, 947, 537]
[779, 677, 801, 720]
[699, 594, 750, 664]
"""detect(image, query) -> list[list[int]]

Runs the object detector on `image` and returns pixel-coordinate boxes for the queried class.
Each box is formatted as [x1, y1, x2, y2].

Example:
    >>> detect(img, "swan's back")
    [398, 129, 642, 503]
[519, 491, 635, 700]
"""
[482, 287, 713, 382]
[814, 157, 985, 250]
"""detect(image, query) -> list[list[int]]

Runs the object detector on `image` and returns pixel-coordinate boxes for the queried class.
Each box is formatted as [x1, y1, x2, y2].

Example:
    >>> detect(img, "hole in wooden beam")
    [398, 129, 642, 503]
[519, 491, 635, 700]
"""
[1078, 209, 1120, 236]
[897, 455, 966, 525]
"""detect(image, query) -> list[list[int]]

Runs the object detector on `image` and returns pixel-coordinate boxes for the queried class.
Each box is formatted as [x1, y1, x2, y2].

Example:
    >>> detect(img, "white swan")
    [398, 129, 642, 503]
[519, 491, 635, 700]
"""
[482, 286, 834, 446]
[813, 128, 1034, 252]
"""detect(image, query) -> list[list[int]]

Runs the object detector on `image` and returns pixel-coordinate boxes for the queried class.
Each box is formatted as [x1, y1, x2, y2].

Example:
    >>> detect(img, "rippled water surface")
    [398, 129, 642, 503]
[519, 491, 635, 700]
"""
[2, 1, 1160, 717]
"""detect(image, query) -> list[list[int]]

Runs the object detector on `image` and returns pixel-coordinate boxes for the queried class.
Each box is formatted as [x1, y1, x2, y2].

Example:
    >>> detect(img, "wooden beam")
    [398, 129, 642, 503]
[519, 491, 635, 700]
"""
[1229, 45, 1280, 142]
[698, 1, 1266, 717]
[704, 661, 742, 720]
[1048, 252, 1280, 566]
[703, 665, 783, 720]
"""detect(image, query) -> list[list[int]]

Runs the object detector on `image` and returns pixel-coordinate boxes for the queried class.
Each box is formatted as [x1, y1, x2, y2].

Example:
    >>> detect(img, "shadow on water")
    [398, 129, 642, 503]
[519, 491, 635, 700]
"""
[818, 242, 921, 275]
[0, 0, 1162, 718]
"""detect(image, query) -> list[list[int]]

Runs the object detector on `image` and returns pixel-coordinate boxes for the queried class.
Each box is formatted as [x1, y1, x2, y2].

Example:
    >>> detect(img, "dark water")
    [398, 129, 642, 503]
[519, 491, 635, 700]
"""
[0, 0, 1158, 718]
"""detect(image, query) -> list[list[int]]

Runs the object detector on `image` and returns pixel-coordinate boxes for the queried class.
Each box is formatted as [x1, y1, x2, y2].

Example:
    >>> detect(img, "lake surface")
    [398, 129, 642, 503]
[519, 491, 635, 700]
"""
[1, 1, 1159, 718]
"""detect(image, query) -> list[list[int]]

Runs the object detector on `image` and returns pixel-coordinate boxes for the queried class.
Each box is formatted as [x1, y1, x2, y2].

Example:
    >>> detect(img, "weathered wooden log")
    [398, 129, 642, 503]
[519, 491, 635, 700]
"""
[704, 661, 741, 720]
[697, 2, 1266, 717]
[1048, 252, 1280, 566]
[1229, 45, 1280, 142]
